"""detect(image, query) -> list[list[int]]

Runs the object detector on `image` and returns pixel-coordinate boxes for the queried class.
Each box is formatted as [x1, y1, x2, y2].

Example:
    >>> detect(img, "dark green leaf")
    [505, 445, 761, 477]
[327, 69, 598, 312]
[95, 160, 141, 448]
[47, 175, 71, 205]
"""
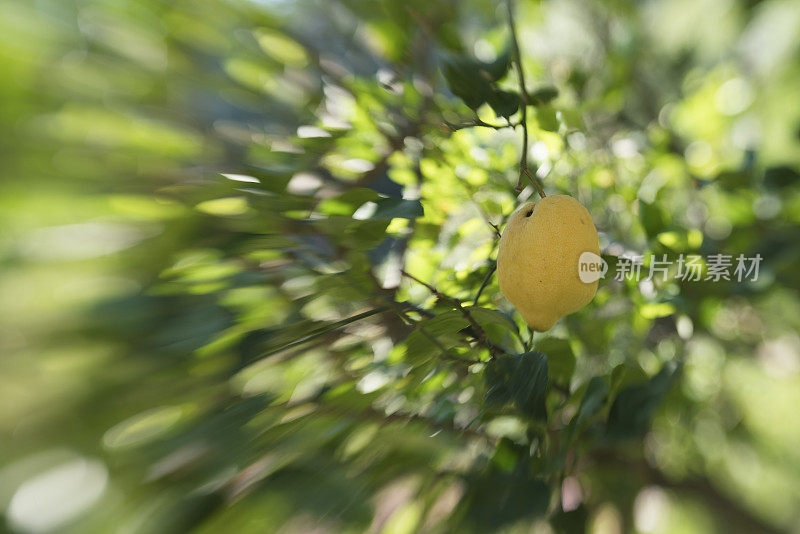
[441, 54, 495, 109]
[371, 197, 424, 219]
[764, 165, 800, 189]
[610, 363, 649, 393]
[456, 471, 549, 531]
[551, 505, 589, 534]
[484, 351, 549, 420]
[560, 377, 607, 454]
[483, 44, 511, 82]
[639, 199, 669, 238]
[574, 376, 607, 425]
[715, 170, 751, 190]
[606, 362, 680, 439]
[487, 89, 520, 119]
[528, 86, 559, 106]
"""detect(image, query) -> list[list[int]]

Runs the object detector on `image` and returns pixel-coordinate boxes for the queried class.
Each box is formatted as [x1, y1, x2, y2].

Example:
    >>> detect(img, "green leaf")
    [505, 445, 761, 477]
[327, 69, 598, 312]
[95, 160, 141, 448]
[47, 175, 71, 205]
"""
[483, 44, 511, 82]
[318, 188, 379, 216]
[609, 364, 649, 395]
[574, 377, 607, 426]
[404, 311, 469, 366]
[551, 505, 589, 534]
[468, 306, 518, 332]
[440, 47, 511, 110]
[639, 199, 669, 238]
[469, 306, 523, 350]
[535, 338, 575, 386]
[484, 351, 549, 420]
[606, 362, 680, 439]
[715, 170, 751, 190]
[371, 197, 424, 219]
[441, 54, 495, 110]
[421, 310, 470, 337]
[487, 89, 520, 119]
[535, 106, 559, 132]
[491, 437, 525, 472]
[344, 219, 391, 248]
[456, 471, 549, 531]
[560, 377, 607, 455]
[527, 86, 559, 106]
[763, 165, 800, 189]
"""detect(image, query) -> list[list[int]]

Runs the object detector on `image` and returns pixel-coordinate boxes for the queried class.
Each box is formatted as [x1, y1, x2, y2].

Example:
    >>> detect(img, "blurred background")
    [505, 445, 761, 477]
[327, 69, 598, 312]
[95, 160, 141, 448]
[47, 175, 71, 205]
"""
[1, 0, 800, 532]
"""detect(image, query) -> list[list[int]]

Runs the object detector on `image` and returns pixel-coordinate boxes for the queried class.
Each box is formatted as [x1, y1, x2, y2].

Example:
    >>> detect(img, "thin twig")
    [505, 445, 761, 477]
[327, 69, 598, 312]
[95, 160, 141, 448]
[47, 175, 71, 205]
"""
[275, 395, 492, 441]
[259, 306, 391, 359]
[474, 262, 497, 304]
[452, 173, 503, 239]
[444, 118, 518, 132]
[400, 269, 454, 302]
[506, 0, 546, 198]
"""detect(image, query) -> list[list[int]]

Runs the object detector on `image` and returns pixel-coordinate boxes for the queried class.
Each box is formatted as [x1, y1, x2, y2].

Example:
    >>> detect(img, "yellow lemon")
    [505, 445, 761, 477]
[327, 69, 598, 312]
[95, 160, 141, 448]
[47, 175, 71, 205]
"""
[497, 195, 600, 331]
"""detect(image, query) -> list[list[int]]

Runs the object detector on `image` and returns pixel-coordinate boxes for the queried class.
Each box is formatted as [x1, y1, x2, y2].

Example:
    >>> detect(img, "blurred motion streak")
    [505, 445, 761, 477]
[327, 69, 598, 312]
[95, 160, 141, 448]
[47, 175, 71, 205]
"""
[1, 0, 800, 533]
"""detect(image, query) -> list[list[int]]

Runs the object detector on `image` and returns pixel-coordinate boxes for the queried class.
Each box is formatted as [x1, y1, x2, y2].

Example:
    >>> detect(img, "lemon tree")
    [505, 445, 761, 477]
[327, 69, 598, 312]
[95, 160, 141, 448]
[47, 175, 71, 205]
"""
[1, 0, 799, 533]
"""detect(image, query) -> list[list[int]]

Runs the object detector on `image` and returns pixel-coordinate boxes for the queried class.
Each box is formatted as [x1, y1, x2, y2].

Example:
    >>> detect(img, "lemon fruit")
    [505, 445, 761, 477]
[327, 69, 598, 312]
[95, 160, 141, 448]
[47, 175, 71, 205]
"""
[497, 195, 600, 331]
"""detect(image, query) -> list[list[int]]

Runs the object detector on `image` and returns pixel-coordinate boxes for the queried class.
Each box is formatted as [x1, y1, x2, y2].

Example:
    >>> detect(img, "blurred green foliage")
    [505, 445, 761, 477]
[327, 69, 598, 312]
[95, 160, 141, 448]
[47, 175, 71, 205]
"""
[1, 0, 800, 533]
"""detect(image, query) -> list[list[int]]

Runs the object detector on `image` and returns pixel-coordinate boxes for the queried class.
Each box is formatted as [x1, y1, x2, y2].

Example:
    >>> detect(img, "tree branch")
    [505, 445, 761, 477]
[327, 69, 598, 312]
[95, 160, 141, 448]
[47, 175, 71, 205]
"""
[444, 118, 518, 131]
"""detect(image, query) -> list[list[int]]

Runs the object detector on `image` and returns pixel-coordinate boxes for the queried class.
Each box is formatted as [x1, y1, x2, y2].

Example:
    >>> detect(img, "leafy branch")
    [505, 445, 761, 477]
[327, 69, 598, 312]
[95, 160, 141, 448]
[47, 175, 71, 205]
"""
[273, 394, 493, 442]
[400, 269, 504, 359]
